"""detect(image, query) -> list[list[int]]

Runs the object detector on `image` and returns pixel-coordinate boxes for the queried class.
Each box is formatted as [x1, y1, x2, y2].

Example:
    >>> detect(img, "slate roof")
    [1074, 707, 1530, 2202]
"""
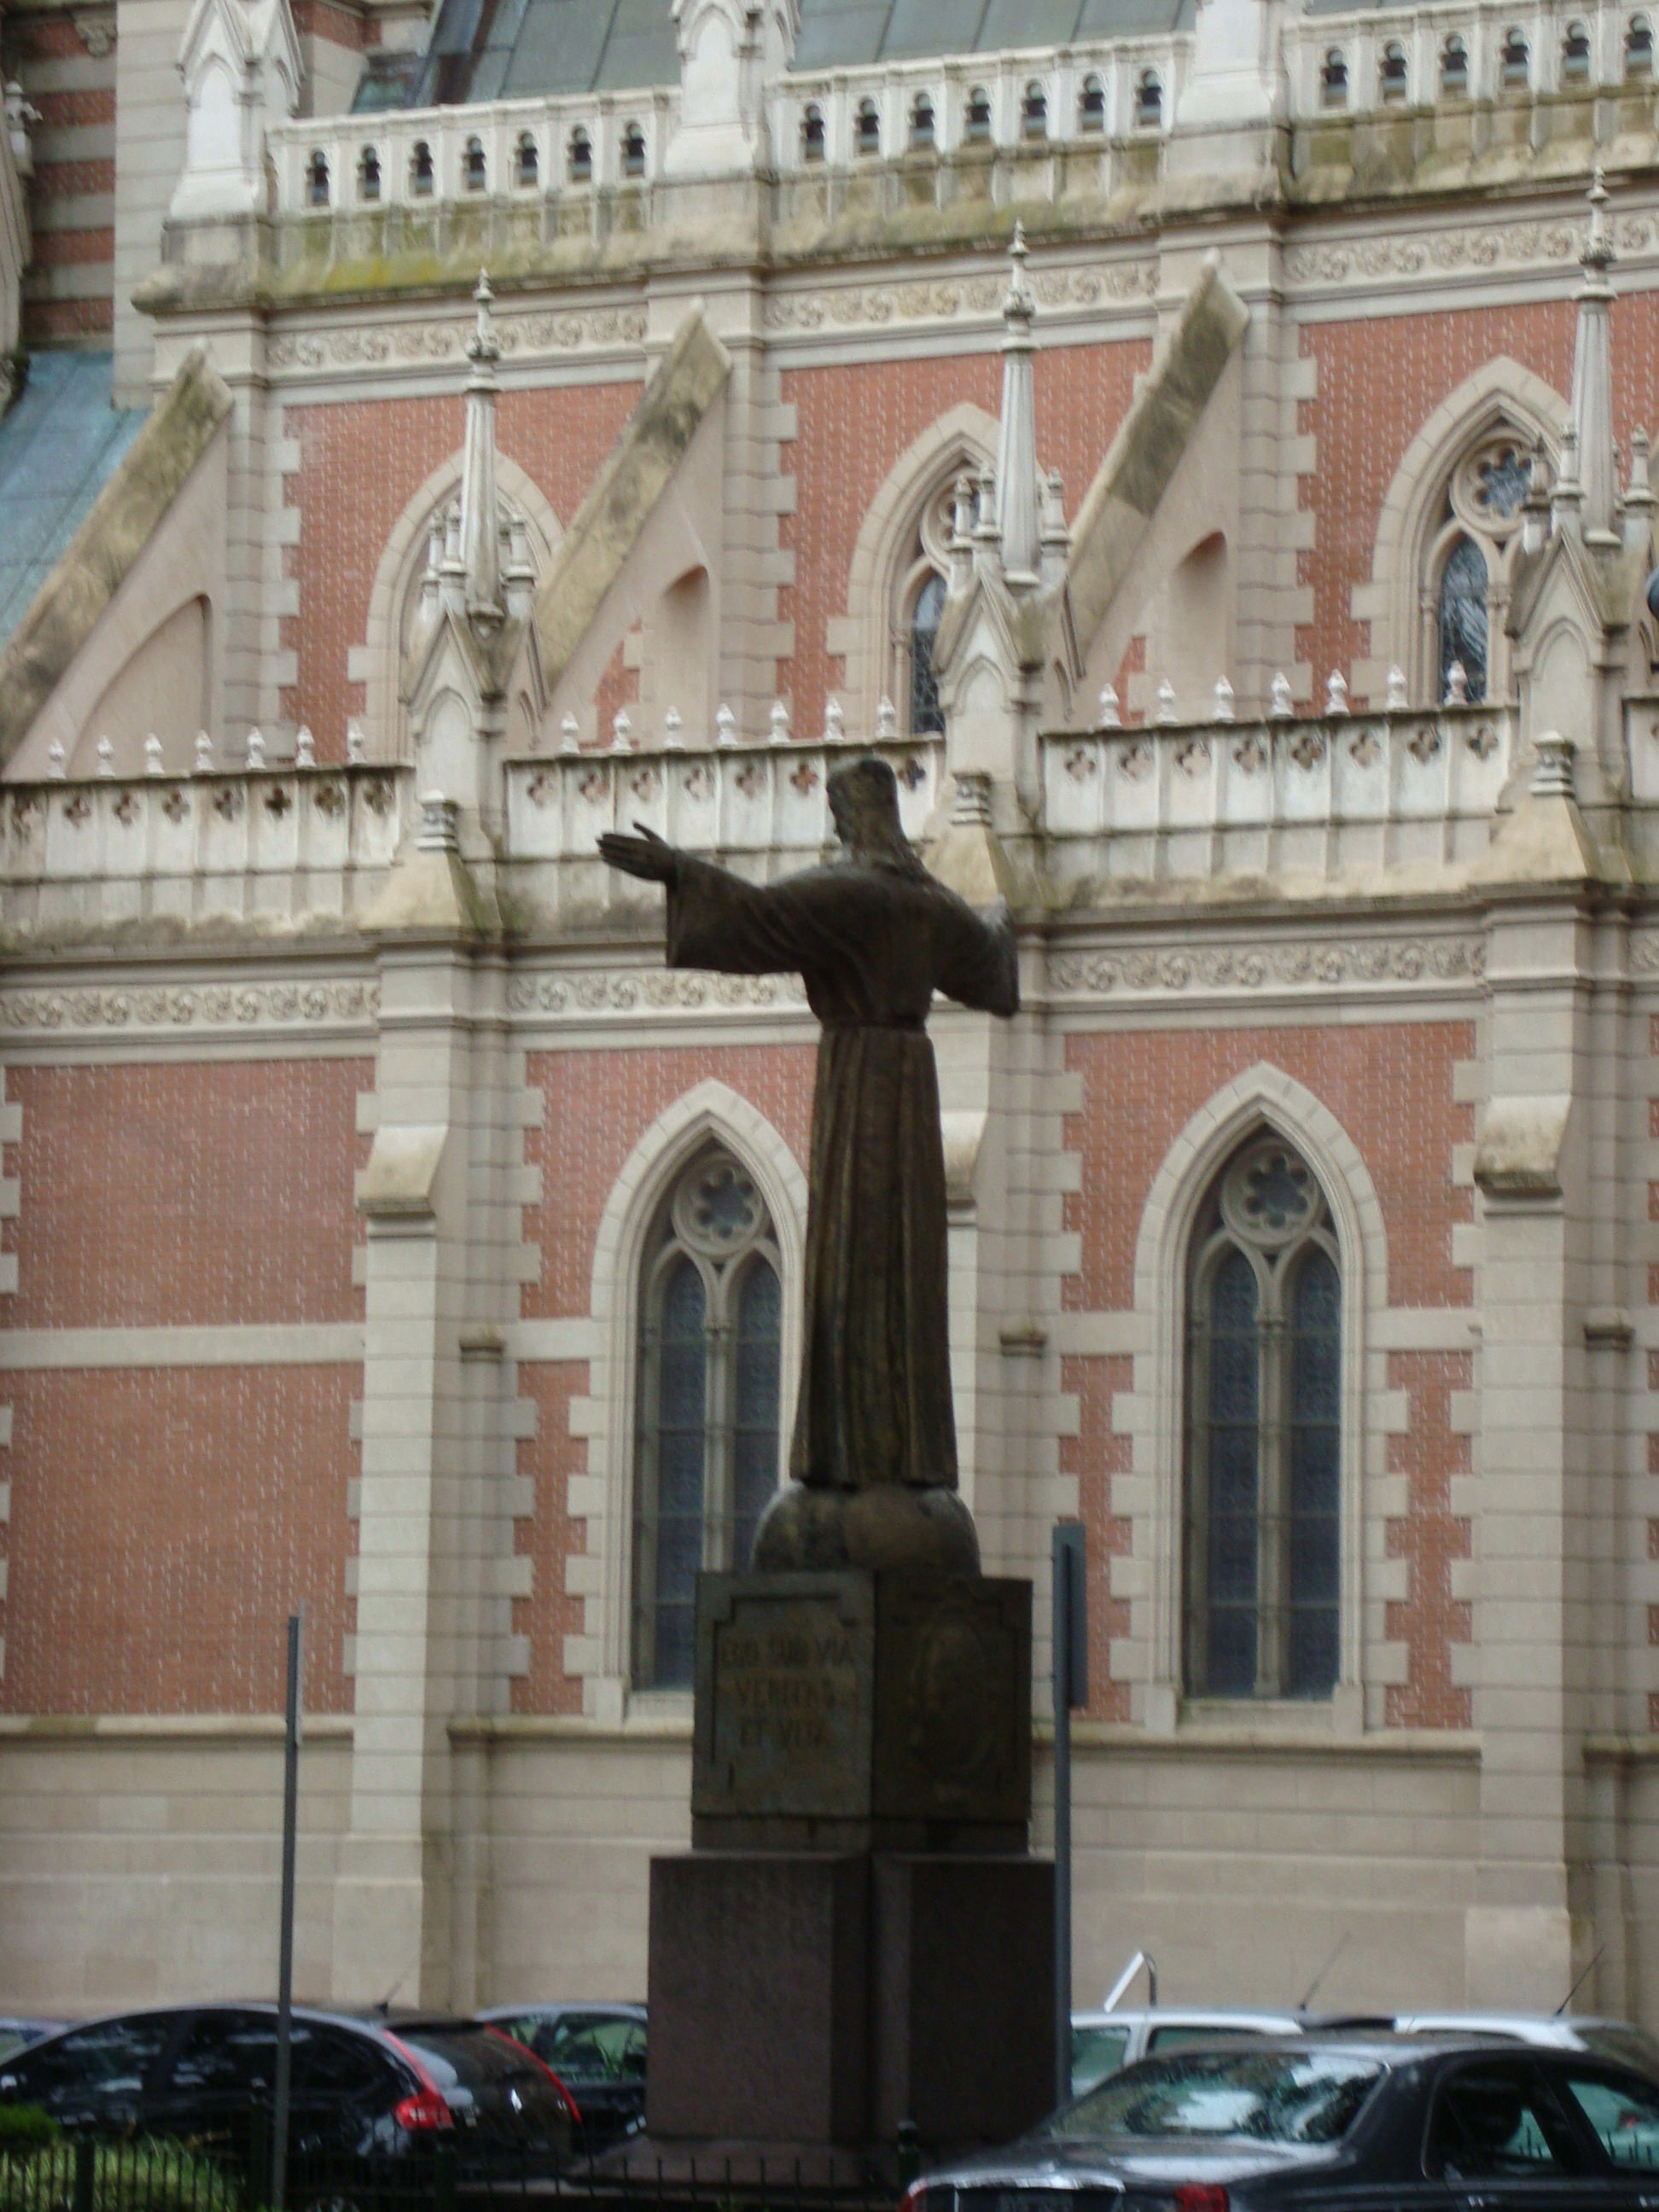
[0, 353, 145, 653]
[385, 0, 1191, 105]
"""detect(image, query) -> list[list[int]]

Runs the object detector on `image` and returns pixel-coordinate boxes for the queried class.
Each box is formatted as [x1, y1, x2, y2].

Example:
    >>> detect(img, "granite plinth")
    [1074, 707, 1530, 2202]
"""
[647, 1851, 1054, 2151]
[691, 1569, 1031, 1851]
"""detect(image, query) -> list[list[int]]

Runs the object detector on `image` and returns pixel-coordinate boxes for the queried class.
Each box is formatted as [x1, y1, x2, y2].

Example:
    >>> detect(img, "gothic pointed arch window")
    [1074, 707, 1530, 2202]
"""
[632, 1144, 783, 1689]
[1423, 428, 1536, 702]
[1185, 1132, 1341, 1703]
[892, 474, 972, 736]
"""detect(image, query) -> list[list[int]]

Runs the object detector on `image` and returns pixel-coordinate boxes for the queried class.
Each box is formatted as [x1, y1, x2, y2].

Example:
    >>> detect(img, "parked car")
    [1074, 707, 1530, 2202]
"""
[1388, 2013, 1659, 2080]
[0, 2005, 576, 2197]
[0, 2018, 67, 2064]
[474, 2005, 646, 2152]
[1068, 2007, 1384, 2096]
[911, 2034, 1659, 2210]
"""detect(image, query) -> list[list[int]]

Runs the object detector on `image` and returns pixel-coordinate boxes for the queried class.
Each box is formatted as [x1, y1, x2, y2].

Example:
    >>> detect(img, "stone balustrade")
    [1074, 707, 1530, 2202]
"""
[1284, 0, 1656, 114]
[0, 764, 406, 930]
[504, 735, 942, 874]
[1041, 705, 1515, 886]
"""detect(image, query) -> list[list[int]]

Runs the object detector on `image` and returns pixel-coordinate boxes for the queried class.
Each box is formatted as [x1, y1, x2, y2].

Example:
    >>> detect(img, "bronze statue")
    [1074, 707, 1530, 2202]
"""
[600, 755, 1018, 1575]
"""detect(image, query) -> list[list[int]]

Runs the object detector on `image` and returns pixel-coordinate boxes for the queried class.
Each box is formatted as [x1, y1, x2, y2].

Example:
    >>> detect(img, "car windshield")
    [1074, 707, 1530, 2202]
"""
[390, 2029, 566, 2116]
[1579, 2027, 1659, 2079]
[1043, 2050, 1382, 2145]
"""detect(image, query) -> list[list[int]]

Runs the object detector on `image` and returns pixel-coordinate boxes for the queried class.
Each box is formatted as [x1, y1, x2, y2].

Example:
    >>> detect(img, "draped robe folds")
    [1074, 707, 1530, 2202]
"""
[665, 853, 1018, 1495]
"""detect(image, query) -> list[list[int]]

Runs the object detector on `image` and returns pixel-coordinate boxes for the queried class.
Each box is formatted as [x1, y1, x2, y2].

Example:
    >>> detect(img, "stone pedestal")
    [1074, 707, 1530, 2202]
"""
[647, 1850, 1054, 2147]
[641, 1567, 1054, 2157]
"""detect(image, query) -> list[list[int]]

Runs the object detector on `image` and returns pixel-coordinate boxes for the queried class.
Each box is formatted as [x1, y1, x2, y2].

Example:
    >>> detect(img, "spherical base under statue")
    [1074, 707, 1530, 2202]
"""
[751, 1481, 981, 1576]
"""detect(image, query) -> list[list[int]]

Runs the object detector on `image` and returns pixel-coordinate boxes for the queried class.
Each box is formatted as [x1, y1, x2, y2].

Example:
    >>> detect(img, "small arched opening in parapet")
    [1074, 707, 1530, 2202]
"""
[855, 96, 881, 154]
[1562, 19, 1593, 79]
[1320, 49, 1348, 105]
[801, 103, 826, 159]
[1441, 34, 1469, 94]
[1134, 68, 1162, 125]
[568, 126, 592, 183]
[1022, 80, 1048, 137]
[623, 121, 647, 175]
[464, 135, 487, 190]
[1627, 13, 1653, 73]
[515, 132, 539, 187]
[909, 92, 935, 149]
[306, 148, 330, 206]
[1079, 73, 1106, 129]
[410, 140, 434, 194]
[358, 145, 381, 201]
[1501, 26, 1530, 84]
[1378, 40, 1409, 98]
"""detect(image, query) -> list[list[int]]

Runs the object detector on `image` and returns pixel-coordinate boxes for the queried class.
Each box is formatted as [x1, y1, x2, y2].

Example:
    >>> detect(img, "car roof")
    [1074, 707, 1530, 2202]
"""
[476, 2004, 645, 2020]
[1392, 2012, 1630, 2038]
[1074, 2008, 1313, 2030]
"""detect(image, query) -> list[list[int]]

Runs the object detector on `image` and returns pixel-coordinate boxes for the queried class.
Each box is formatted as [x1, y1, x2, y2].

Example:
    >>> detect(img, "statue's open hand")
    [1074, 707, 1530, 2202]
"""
[598, 823, 678, 884]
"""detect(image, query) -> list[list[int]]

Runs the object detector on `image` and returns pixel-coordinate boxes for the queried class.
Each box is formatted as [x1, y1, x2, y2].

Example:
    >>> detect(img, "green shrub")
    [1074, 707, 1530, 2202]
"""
[0, 2107, 59, 2159]
[0, 2137, 241, 2212]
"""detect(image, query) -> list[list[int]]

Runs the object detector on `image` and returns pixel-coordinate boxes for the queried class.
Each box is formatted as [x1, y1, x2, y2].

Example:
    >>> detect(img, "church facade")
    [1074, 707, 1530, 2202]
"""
[0, 0, 1656, 2029]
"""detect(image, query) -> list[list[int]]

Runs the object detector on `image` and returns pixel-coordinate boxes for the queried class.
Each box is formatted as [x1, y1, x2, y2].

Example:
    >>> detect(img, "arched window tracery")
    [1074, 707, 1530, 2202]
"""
[1184, 1132, 1340, 1703]
[632, 1145, 783, 1690]
[891, 474, 974, 736]
[1423, 428, 1536, 703]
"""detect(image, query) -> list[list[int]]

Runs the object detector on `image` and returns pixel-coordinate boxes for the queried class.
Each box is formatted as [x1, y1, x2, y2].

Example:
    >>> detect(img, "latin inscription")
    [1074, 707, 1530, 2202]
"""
[701, 1586, 872, 1817]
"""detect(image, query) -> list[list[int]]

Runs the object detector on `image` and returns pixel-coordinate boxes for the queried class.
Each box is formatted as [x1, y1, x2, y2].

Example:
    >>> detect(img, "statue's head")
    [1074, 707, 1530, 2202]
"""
[827, 756, 924, 876]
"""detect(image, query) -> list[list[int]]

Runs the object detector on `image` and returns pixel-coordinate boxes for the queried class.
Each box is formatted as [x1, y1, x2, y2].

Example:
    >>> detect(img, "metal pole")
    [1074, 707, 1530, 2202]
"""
[1052, 1523, 1087, 2111]
[272, 1610, 304, 2211]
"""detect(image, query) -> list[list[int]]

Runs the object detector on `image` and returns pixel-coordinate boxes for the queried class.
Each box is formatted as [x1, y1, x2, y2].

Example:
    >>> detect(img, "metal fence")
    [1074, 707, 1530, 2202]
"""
[0, 2131, 903, 2212]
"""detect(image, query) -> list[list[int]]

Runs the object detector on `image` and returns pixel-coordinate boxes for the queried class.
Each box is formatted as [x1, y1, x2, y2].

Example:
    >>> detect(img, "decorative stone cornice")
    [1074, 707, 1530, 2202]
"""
[1046, 934, 1487, 998]
[1284, 211, 1659, 290]
[506, 969, 810, 1015]
[268, 303, 649, 374]
[0, 978, 379, 1034]
[760, 259, 1157, 334]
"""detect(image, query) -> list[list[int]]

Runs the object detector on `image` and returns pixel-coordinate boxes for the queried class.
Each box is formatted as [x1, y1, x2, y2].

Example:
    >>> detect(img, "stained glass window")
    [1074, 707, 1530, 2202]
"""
[1185, 1135, 1342, 1703]
[910, 570, 946, 735]
[1437, 535, 1488, 703]
[632, 1146, 783, 1688]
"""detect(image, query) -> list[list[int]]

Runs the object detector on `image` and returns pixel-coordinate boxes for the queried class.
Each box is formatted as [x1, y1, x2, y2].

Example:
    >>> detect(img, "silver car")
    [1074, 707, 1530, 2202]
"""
[1069, 2007, 1319, 2096]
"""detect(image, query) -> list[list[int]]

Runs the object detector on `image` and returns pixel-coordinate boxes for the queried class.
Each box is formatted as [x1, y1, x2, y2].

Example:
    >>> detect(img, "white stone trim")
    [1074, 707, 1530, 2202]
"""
[827, 401, 999, 730]
[0, 1324, 364, 1367]
[1115, 1062, 1388, 1730]
[1349, 356, 1566, 707]
[568, 1080, 807, 1720]
[356, 452, 562, 761]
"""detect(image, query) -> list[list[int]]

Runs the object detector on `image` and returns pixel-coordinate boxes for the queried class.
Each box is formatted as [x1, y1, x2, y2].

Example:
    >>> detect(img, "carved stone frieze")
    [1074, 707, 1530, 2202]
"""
[1047, 935, 1486, 997]
[0, 980, 380, 1033]
[269, 305, 649, 372]
[506, 969, 810, 1015]
[761, 259, 1156, 332]
[1282, 214, 1656, 287]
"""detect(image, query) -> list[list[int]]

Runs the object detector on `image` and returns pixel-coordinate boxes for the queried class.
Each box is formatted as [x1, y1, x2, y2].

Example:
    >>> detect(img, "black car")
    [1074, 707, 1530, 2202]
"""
[905, 2035, 1659, 2210]
[475, 2005, 646, 2153]
[0, 2005, 576, 2198]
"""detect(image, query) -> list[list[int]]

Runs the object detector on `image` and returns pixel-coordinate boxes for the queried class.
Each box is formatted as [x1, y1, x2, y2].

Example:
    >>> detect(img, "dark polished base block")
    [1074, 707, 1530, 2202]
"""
[647, 1850, 1055, 2151]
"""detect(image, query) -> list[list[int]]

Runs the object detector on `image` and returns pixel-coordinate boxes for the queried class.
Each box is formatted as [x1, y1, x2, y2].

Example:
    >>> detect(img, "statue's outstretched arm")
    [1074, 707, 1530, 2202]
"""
[934, 895, 1019, 1019]
[598, 824, 678, 884]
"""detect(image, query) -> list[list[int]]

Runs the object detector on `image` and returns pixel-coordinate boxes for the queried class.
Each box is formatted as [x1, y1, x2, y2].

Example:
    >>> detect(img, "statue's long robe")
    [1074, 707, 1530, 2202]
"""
[665, 852, 1018, 1494]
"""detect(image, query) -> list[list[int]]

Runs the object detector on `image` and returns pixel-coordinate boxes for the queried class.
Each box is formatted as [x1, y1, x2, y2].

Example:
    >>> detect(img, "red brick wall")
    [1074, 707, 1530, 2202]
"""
[0, 1364, 357, 1714]
[1059, 1352, 1133, 1723]
[1062, 1020, 1474, 1722]
[779, 341, 1150, 736]
[6, 1060, 370, 1330]
[1385, 1348, 1473, 1729]
[1297, 295, 1659, 706]
[513, 1360, 587, 1714]
[1063, 1021, 1475, 1313]
[521, 1044, 813, 1319]
[282, 381, 641, 754]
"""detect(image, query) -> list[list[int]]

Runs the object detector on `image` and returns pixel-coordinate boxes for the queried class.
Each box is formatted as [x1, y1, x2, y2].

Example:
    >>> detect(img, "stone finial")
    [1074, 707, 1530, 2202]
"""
[195, 731, 213, 774]
[1531, 730, 1576, 798]
[1444, 661, 1469, 705]
[1628, 428, 1654, 511]
[952, 770, 993, 825]
[559, 713, 581, 755]
[716, 704, 738, 748]
[246, 726, 266, 770]
[1155, 679, 1178, 725]
[1213, 676, 1235, 723]
[1269, 672, 1294, 719]
[94, 736, 114, 777]
[48, 739, 66, 780]
[1325, 669, 1349, 716]
[996, 221, 1041, 583]
[876, 697, 898, 740]
[612, 707, 634, 752]
[663, 707, 685, 751]
[346, 720, 368, 764]
[769, 699, 791, 745]
[1097, 684, 1121, 730]
[295, 725, 316, 767]
[824, 696, 845, 742]
[417, 789, 461, 851]
[144, 735, 164, 777]
[1385, 665, 1409, 711]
